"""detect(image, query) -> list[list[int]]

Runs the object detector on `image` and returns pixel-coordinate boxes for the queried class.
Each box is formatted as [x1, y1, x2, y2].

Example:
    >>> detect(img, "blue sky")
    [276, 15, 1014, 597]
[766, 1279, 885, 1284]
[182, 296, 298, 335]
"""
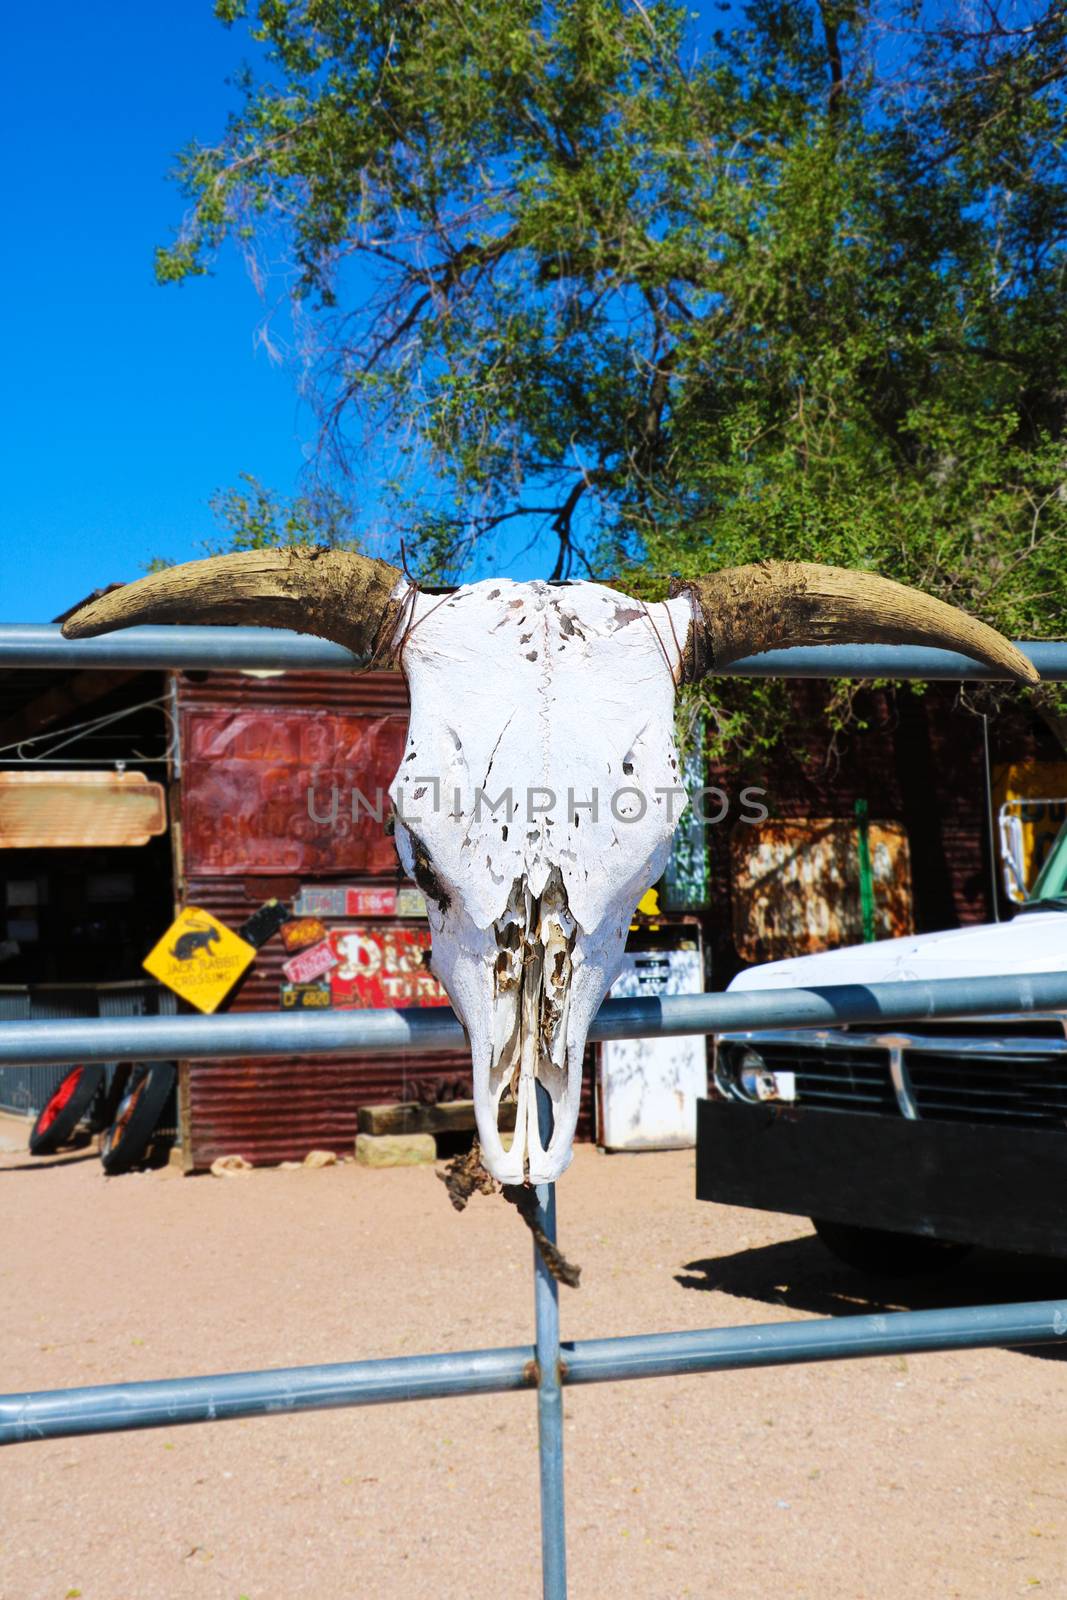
[1, 2, 731, 622]
[2, 3, 330, 623]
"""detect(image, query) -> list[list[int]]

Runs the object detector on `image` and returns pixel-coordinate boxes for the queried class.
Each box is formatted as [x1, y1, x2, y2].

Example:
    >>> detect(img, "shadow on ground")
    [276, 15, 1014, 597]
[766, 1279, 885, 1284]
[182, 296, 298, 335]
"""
[0, 1152, 100, 1173]
[677, 1227, 1067, 1360]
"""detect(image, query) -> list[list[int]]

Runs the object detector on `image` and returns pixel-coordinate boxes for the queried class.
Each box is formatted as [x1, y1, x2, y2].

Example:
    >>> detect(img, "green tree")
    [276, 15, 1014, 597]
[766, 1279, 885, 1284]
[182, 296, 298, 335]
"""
[159, 0, 1067, 747]
[204, 472, 359, 552]
[146, 473, 363, 572]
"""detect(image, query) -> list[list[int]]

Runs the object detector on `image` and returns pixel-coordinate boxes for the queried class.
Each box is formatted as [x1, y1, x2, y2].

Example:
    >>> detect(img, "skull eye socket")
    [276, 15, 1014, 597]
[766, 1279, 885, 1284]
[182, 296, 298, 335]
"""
[404, 829, 450, 915]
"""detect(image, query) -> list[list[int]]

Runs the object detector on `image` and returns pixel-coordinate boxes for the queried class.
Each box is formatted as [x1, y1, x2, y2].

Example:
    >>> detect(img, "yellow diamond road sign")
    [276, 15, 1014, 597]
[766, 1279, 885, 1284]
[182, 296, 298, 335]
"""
[143, 907, 256, 1014]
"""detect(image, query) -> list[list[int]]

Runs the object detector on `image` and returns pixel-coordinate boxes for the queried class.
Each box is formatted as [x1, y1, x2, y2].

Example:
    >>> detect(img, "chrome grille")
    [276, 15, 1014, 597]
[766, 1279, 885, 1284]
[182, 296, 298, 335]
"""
[717, 1018, 1067, 1129]
[733, 1042, 897, 1115]
[907, 1052, 1067, 1129]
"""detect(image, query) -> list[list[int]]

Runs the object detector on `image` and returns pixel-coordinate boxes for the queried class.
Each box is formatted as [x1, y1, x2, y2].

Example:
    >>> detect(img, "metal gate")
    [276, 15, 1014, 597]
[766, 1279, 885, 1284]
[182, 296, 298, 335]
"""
[2, 623, 1067, 1600]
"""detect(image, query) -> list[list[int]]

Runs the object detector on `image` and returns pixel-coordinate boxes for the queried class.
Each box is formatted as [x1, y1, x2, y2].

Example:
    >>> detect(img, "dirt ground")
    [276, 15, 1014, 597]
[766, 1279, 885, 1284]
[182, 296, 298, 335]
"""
[2, 1127, 1067, 1600]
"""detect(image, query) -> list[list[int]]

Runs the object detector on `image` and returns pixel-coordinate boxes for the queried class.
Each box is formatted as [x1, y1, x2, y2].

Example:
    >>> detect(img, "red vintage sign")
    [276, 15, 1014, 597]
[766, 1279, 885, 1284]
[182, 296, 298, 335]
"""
[179, 707, 407, 877]
[282, 939, 339, 984]
[346, 886, 397, 916]
[328, 926, 451, 1009]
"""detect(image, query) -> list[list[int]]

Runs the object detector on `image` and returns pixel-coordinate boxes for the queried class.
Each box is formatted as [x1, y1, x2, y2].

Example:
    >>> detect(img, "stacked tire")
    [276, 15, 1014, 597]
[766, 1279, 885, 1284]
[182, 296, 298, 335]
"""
[29, 1062, 177, 1174]
[99, 1065, 177, 1175]
[28, 1066, 105, 1156]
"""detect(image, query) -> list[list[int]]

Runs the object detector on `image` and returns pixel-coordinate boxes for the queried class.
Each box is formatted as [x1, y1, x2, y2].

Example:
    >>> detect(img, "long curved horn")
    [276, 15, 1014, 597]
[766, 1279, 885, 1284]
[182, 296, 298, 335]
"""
[61, 548, 411, 664]
[671, 562, 1038, 685]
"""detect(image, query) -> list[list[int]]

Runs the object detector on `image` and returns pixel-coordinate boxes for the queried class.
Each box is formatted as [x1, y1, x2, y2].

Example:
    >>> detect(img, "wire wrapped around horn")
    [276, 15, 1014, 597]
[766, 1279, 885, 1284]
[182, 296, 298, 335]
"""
[61, 548, 413, 667]
[669, 561, 1039, 685]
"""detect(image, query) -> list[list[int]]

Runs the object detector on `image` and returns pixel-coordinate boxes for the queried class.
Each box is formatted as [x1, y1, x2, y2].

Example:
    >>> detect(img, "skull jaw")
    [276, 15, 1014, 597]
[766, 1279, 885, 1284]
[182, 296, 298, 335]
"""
[472, 1039, 582, 1186]
[446, 871, 624, 1186]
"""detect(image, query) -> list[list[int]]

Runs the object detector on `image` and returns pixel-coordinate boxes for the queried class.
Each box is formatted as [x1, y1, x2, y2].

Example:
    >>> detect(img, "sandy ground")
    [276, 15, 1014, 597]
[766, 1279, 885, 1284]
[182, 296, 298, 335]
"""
[2, 1128, 1067, 1600]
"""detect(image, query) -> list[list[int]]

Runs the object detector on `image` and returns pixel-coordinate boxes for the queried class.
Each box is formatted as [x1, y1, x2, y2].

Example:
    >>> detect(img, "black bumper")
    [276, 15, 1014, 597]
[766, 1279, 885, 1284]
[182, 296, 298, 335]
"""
[696, 1098, 1067, 1256]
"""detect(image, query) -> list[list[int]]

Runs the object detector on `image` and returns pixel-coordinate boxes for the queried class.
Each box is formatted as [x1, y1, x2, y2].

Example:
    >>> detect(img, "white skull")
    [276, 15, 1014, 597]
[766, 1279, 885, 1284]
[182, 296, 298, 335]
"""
[61, 548, 1035, 1186]
[389, 579, 693, 1184]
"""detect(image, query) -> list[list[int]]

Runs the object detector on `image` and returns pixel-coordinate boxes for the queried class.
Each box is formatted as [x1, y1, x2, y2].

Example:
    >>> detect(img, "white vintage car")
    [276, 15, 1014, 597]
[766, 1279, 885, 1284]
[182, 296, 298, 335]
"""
[699, 825, 1067, 1274]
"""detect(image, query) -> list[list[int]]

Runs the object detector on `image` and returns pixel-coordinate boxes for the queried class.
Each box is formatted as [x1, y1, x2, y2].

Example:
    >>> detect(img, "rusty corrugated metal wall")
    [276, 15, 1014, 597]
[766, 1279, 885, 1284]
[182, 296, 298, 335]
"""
[703, 682, 1066, 986]
[174, 670, 469, 1168]
[180, 875, 476, 1170]
[174, 671, 593, 1170]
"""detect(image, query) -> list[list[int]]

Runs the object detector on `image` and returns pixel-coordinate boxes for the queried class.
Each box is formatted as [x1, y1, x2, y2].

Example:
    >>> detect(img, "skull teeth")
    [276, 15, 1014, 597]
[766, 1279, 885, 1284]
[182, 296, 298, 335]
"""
[487, 870, 575, 1182]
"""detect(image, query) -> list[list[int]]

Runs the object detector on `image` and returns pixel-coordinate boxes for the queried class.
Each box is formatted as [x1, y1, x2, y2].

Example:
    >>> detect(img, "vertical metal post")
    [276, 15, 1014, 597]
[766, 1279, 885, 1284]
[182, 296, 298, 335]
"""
[533, 1082, 567, 1599]
[855, 797, 876, 943]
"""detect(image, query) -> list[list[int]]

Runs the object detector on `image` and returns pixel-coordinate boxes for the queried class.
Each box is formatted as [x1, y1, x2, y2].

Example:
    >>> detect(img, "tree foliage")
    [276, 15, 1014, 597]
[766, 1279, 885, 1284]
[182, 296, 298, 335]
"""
[204, 472, 359, 551]
[160, 0, 1067, 747]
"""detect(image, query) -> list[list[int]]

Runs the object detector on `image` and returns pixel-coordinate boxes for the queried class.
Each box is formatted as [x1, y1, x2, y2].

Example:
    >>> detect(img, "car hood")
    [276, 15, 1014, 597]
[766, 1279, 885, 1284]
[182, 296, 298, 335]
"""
[728, 910, 1067, 991]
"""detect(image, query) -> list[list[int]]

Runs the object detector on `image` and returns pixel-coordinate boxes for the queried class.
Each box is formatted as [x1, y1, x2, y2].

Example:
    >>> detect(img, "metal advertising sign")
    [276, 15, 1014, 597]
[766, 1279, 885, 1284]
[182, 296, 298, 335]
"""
[395, 888, 427, 919]
[328, 926, 450, 1008]
[179, 707, 407, 876]
[237, 898, 292, 949]
[279, 917, 328, 952]
[143, 907, 257, 1014]
[280, 980, 332, 1010]
[293, 885, 398, 918]
[281, 939, 339, 985]
[730, 817, 913, 963]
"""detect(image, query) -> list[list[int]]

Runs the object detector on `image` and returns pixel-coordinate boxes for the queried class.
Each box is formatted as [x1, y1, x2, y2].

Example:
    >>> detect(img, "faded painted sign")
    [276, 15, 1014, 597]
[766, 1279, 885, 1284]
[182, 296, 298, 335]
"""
[143, 907, 256, 1013]
[180, 708, 406, 876]
[731, 817, 913, 964]
[661, 735, 708, 910]
[293, 885, 398, 918]
[281, 939, 339, 985]
[328, 926, 451, 1008]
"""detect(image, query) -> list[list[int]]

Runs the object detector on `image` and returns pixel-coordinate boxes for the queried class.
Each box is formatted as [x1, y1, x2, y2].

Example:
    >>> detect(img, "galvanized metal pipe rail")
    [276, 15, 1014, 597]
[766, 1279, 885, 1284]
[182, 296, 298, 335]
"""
[2, 622, 1066, 679]
[3, 970, 1067, 1065]
[3, 1297, 1065, 1447]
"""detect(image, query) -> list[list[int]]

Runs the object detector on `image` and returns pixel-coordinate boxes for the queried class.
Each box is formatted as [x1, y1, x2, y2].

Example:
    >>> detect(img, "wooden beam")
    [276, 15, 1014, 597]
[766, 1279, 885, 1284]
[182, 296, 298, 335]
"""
[358, 1098, 517, 1137]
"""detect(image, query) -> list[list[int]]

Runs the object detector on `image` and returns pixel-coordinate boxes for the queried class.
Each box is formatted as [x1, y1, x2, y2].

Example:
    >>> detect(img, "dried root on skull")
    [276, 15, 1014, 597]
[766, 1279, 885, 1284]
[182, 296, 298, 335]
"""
[438, 1140, 582, 1289]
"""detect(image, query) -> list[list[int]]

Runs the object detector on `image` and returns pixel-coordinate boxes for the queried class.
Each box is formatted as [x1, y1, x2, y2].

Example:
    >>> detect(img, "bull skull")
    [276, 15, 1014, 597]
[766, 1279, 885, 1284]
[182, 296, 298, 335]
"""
[62, 550, 1038, 1183]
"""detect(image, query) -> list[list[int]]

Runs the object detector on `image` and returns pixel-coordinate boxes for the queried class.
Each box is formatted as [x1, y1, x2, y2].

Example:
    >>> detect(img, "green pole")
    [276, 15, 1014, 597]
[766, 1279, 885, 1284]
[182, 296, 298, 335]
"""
[856, 798, 876, 943]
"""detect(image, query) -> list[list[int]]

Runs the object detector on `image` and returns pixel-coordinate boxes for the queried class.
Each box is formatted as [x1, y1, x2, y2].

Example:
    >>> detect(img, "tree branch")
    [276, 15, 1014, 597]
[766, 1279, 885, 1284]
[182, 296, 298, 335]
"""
[819, 2, 846, 123]
[549, 478, 592, 581]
